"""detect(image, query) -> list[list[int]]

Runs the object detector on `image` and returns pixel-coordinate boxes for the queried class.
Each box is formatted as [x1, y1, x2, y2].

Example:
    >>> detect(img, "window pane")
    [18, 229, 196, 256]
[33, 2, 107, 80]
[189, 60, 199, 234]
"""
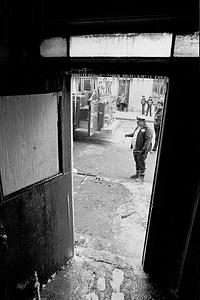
[174, 32, 199, 57]
[70, 33, 172, 57]
[40, 37, 67, 57]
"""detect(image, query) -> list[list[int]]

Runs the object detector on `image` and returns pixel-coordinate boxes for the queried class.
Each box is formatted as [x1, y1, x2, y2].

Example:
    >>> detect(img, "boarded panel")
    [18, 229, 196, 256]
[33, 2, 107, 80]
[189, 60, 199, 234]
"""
[70, 33, 172, 57]
[0, 93, 59, 195]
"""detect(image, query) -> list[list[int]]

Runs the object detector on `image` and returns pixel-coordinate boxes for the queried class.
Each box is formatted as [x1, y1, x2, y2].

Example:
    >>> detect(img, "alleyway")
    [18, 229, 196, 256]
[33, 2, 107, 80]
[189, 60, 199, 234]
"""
[73, 119, 156, 265]
[41, 118, 170, 300]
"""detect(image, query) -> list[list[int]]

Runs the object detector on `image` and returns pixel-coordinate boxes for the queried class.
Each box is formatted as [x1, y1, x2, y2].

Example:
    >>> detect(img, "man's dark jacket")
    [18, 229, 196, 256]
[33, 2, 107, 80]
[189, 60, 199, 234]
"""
[127, 126, 153, 153]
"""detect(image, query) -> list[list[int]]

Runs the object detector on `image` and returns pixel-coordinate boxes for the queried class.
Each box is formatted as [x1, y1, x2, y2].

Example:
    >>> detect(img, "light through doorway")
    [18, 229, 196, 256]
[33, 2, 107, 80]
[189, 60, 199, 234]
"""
[72, 73, 168, 266]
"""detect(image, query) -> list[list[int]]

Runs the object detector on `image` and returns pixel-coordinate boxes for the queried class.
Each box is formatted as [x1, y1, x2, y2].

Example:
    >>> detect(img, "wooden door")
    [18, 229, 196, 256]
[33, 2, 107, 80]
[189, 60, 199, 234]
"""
[0, 75, 74, 299]
[142, 62, 200, 298]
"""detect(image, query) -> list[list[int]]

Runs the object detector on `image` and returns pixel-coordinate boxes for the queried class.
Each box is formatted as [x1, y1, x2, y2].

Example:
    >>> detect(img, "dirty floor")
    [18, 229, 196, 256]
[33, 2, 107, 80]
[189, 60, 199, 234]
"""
[41, 119, 170, 299]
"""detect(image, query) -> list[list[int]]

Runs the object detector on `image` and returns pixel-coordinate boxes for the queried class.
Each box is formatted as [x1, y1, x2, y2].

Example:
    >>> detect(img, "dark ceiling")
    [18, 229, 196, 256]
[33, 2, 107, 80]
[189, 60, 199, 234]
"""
[1, 0, 199, 41]
[43, 0, 199, 35]
[45, 0, 195, 19]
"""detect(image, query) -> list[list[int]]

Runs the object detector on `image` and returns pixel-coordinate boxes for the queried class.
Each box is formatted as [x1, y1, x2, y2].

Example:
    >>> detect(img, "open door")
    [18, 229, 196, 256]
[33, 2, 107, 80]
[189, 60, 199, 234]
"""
[141, 62, 199, 298]
[142, 79, 169, 267]
[0, 75, 74, 299]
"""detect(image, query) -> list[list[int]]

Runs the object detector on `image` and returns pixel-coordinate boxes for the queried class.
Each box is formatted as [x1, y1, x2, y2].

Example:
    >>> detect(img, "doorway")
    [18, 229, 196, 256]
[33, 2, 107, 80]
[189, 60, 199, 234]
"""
[72, 73, 168, 267]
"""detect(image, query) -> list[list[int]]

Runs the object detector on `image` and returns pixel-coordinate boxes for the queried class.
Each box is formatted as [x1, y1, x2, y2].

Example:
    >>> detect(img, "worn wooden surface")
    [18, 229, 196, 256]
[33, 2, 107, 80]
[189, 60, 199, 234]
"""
[0, 93, 59, 195]
[0, 173, 73, 298]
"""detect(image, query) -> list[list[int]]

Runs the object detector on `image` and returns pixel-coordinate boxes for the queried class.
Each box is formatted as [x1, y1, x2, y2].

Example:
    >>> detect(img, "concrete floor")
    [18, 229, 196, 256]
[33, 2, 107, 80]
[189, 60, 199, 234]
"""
[40, 119, 171, 300]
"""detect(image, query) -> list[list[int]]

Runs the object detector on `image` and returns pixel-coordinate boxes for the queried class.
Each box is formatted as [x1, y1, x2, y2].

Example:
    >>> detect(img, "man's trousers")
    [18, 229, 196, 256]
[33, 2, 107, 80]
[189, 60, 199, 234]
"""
[152, 124, 160, 151]
[146, 105, 152, 116]
[133, 152, 148, 177]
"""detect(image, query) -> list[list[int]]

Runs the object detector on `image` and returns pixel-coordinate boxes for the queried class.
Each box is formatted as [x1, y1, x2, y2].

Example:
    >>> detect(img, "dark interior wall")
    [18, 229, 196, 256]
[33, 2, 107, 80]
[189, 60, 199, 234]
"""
[143, 58, 200, 298]
[0, 64, 64, 95]
[43, 0, 199, 36]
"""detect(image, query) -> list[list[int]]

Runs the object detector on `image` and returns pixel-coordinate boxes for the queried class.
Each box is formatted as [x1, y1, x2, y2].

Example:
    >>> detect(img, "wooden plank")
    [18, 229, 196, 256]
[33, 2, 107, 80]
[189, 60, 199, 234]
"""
[0, 93, 59, 196]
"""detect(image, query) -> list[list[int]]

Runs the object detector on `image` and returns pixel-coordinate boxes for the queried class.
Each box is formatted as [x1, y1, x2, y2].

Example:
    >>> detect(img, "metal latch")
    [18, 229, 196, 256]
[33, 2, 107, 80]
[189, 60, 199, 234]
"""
[0, 222, 8, 253]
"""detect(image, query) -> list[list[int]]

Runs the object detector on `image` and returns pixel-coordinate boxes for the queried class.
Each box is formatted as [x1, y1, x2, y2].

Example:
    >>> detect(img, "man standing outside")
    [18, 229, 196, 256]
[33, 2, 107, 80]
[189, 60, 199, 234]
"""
[141, 96, 146, 115]
[119, 93, 126, 111]
[152, 101, 163, 152]
[125, 115, 153, 182]
[146, 96, 153, 117]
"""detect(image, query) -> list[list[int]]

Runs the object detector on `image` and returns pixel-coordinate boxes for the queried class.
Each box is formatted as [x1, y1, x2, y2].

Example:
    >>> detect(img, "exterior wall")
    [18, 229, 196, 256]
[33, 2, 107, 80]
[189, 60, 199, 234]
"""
[110, 77, 119, 97]
[129, 78, 153, 112]
[152, 78, 167, 103]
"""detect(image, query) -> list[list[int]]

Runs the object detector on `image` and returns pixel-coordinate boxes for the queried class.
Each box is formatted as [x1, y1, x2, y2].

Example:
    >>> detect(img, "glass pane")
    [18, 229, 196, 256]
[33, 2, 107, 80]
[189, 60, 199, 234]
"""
[70, 33, 172, 57]
[174, 32, 199, 57]
[40, 37, 67, 57]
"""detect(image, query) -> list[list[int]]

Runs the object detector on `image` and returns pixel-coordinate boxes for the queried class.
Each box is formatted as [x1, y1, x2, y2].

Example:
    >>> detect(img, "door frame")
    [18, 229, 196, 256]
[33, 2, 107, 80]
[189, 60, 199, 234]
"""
[69, 55, 199, 298]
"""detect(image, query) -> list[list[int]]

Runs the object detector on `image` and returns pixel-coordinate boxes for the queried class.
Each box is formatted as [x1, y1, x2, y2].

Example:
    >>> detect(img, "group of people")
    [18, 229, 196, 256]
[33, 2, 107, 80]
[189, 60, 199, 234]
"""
[125, 100, 164, 183]
[141, 95, 154, 116]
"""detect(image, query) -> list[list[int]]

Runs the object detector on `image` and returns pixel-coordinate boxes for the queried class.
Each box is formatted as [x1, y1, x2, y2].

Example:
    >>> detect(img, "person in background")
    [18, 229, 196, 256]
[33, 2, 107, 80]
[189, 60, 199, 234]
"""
[152, 101, 163, 152]
[124, 97, 129, 112]
[146, 96, 153, 116]
[141, 96, 146, 115]
[116, 95, 120, 110]
[119, 93, 125, 111]
[125, 115, 153, 182]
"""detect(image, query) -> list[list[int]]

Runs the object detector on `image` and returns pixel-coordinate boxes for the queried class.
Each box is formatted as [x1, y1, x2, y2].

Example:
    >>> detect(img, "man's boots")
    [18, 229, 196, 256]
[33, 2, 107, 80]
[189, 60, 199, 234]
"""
[131, 171, 139, 179]
[135, 172, 145, 183]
